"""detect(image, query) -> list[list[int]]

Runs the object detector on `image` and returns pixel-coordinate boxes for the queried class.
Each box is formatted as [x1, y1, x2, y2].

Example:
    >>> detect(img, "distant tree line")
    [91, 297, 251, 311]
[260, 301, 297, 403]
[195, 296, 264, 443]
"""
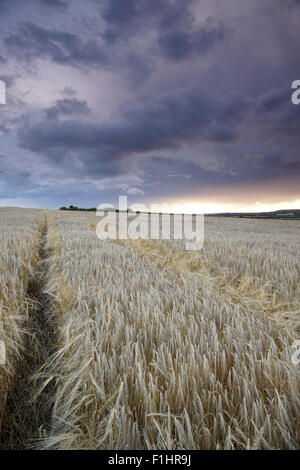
[59, 206, 136, 213]
[59, 205, 96, 211]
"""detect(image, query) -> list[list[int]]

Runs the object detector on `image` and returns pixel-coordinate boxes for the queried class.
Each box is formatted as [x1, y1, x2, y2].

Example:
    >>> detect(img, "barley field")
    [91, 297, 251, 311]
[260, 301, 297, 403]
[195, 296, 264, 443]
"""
[0, 207, 299, 450]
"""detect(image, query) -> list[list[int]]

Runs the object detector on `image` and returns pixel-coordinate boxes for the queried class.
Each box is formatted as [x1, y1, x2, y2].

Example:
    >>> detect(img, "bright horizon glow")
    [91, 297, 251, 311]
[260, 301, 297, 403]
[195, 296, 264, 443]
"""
[145, 199, 300, 214]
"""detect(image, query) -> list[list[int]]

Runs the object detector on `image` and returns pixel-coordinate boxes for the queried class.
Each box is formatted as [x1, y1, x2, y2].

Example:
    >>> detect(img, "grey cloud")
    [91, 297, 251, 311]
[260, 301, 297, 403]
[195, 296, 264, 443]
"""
[5, 22, 109, 68]
[257, 87, 290, 113]
[38, 0, 68, 8]
[60, 87, 77, 98]
[278, 0, 300, 7]
[158, 18, 228, 61]
[255, 86, 300, 141]
[18, 87, 252, 183]
[0, 0, 11, 12]
[3, 20, 154, 84]
[46, 98, 91, 119]
[100, 0, 228, 60]
[100, 0, 193, 43]
[121, 52, 155, 87]
[1, 0, 229, 93]
[250, 152, 300, 178]
[102, 0, 137, 26]
[0, 124, 9, 134]
[0, 169, 32, 198]
[1, 0, 300, 207]
[0, 74, 15, 88]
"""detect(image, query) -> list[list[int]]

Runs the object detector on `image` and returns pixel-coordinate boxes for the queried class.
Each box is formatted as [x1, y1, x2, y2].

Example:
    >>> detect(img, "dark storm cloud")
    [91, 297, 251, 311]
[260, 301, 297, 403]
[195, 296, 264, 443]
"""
[1, 0, 300, 208]
[99, 0, 191, 43]
[100, 0, 228, 60]
[237, 149, 300, 180]
[19, 88, 252, 175]
[5, 22, 109, 68]
[18, 80, 300, 184]
[158, 18, 228, 61]
[3, 19, 154, 83]
[257, 87, 289, 113]
[101, 0, 137, 27]
[255, 86, 300, 141]
[38, 0, 68, 8]
[45, 98, 91, 119]
[3, 2, 228, 73]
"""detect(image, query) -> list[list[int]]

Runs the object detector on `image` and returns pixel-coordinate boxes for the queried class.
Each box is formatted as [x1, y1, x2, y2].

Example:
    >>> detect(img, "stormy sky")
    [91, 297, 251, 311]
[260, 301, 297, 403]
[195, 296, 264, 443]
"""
[0, 0, 299, 212]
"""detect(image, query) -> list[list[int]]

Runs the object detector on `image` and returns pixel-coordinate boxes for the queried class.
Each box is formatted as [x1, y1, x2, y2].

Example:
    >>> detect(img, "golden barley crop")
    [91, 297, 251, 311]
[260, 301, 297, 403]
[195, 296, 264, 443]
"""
[0, 208, 299, 449]
[32, 211, 299, 450]
[0, 208, 42, 447]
